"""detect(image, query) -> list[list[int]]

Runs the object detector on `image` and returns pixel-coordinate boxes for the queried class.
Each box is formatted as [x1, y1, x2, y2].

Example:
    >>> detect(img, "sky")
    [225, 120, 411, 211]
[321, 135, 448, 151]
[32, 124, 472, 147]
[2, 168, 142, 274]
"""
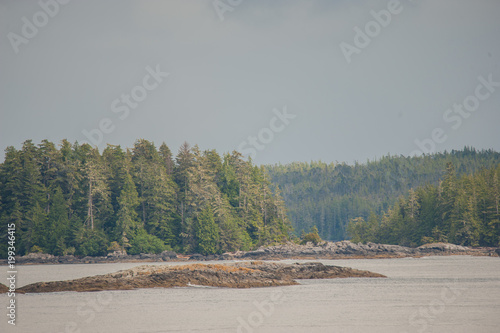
[1, 0, 499, 165]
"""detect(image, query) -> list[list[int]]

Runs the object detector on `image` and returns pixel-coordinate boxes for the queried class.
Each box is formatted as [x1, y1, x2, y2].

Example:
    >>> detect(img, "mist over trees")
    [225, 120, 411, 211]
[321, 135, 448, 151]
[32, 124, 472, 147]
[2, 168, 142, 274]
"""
[0, 139, 292, 258]
[266, 148, 500, 242]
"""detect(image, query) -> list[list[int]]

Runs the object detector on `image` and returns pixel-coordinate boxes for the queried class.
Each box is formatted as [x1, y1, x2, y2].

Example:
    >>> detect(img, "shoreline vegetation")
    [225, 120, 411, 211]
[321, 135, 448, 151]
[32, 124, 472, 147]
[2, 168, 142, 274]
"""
[0, 139, 292, 259]
[2, 241, 498, 266]
[266, 148, 500, 244]
[3, 262, 386, 294]
[2, 142, 499, 262]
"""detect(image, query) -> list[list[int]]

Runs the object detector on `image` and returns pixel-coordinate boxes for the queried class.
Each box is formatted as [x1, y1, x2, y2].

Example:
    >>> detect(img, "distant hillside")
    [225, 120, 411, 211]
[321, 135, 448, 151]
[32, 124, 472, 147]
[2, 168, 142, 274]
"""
[265, 147, 500, 241]
[347, 163, 500, 247]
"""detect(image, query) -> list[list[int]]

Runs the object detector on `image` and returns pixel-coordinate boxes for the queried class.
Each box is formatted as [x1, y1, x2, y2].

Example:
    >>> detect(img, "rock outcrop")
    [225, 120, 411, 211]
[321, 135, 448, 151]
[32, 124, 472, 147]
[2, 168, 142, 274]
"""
[15, 262, 385, 294]
[3, 242, 498, 266]
[417, 242, 469, 253]
[227, 241, 498, 260]
[10, 250, 180, 265]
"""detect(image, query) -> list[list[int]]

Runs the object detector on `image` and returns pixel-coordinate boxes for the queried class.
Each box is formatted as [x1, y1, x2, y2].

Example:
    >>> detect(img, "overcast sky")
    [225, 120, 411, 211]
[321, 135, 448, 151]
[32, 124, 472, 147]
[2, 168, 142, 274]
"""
[1, 0, 499, 165]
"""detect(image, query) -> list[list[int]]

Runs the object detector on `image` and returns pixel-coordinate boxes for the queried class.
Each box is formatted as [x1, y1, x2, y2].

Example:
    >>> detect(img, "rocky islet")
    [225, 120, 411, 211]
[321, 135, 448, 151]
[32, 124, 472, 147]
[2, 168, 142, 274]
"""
[2, 261, 385, 294]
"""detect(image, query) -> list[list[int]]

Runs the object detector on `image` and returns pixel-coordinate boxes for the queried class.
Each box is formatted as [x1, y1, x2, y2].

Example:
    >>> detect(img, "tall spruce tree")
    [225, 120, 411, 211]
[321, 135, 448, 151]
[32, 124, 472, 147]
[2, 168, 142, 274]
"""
[115, 172, 140, 248]
[46, 187, 70, 255]
[194, 204, 220, 255]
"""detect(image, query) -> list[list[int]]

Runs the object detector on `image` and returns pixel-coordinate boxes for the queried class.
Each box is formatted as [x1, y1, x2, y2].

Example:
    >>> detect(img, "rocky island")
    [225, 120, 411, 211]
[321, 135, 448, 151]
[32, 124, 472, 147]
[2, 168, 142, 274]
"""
[7, 262, 385, 294]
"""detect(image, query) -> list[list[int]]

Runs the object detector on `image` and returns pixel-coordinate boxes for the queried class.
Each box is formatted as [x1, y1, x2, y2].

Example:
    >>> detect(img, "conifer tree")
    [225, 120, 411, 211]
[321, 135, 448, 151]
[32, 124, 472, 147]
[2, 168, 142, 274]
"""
[115, 172, 140, 248]
[159, 142, 175, 175]
[82, 147, 109, 230]
[194, 204, 220, 255]
[46, 187, 70, 255]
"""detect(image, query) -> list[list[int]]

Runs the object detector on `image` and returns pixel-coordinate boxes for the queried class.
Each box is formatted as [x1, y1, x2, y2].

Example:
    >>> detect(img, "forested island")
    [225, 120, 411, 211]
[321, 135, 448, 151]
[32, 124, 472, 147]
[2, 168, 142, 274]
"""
[0, 139, 291, 258]
[1, 140, 499, 260]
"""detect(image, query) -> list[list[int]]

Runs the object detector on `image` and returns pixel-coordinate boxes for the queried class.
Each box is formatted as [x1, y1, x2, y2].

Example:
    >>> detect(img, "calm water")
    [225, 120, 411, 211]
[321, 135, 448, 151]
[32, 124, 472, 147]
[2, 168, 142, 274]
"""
[1, 256, 499, 332]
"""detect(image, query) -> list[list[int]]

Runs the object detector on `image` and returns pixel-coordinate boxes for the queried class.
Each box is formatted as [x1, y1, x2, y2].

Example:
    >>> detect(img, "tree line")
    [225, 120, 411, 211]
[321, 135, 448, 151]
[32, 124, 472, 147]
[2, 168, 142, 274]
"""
[347, 162, 500, 247]
[0, 139, 292, 258]
[265, 147, 500, 242]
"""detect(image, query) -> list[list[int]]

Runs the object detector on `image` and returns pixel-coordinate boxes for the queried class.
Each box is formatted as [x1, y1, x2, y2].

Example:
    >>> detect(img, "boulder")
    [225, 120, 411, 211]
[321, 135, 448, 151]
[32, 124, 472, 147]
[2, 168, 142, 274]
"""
[189, 253, 205, 260]
[139, 253, 157, 260]
[161, 251, 178, 260]
[57, 255, 77, 264]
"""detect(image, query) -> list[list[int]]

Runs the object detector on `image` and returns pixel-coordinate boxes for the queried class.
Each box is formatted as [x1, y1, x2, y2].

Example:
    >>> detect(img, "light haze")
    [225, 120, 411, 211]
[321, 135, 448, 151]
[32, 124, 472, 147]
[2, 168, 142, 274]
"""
[1, 0, 499, 164]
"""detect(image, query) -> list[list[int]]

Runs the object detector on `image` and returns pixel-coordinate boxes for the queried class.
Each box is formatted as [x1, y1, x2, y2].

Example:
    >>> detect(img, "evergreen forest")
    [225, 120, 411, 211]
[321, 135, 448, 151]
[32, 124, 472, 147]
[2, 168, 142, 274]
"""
[347, 162, 500, 247]
[0, 139, 292, 258]
[266, 148, 500, 243]
[2, 141, 499, 259]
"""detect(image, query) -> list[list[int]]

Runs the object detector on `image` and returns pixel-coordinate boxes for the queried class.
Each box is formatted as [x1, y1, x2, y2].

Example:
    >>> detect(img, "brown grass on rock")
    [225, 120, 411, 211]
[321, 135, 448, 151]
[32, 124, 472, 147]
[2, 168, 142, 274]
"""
[16, 261, 386, 294]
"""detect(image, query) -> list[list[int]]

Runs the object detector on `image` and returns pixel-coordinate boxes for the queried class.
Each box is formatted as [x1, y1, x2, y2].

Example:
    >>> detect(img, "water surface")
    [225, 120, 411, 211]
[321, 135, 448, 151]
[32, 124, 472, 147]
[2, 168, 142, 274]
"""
[1, 256, 499, 332]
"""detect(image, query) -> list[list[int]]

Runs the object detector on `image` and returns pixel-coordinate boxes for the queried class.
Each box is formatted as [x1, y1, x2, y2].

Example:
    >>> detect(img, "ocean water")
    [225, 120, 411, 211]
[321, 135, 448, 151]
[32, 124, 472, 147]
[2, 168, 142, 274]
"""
[1, 256, 499, 332]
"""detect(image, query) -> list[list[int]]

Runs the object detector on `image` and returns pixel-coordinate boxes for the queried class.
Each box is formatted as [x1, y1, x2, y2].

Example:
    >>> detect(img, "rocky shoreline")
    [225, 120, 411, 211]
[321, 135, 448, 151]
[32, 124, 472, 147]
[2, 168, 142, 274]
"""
[8, 261, 385, 294]
[1, 241, 498, 266]
[235, 241, 500, 260]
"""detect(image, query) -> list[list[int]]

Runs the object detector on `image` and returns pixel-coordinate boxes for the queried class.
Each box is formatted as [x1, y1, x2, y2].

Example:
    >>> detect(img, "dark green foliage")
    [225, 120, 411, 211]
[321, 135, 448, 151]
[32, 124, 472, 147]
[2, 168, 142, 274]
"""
[194, 205, 220, 255]
[266, 148, 500, 241]
[128, 228, 168, 255]
[346, 212, 379, 244]
[300, 226, 322, 245]
[114, 172, 140, 246]
[21, 202, 47, 254]
[0, 140, 292, 257]
[46, 187, 70, 255]
[348, 164, 500, 247]
[75, 229, 109, 256]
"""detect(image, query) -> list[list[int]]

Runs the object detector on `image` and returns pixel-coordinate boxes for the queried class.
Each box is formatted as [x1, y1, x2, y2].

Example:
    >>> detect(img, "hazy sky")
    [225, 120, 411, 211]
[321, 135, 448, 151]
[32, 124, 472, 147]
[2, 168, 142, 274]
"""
[1, 0, 499, 165]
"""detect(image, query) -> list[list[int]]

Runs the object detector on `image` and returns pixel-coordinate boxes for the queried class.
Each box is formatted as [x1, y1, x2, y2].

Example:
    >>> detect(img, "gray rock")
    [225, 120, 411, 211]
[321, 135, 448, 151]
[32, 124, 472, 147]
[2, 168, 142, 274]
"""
[161, 251, 178, 259]
[189, 253, 205, 260]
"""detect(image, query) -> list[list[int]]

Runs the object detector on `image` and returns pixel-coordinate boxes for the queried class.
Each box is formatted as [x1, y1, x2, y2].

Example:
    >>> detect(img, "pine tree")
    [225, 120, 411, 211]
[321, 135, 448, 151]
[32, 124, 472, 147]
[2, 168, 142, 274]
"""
[21, 202, 47, 254]
[174, 142, 195, 251]
[83, 147, 109, 230]
[159, 143, 175, 175]
[19, 140, 46, 212]
[115, 172, 140, 248]
[439, 162, 458, 238]
[38, 140, 62, 211]
[194, 204, 220, 255]
[0, 147, 23, 215]
[131, 140, 178, 247]
[456, 195, 480, 246]
[46, 187, 70, 255]
[102, 145, 129, 232]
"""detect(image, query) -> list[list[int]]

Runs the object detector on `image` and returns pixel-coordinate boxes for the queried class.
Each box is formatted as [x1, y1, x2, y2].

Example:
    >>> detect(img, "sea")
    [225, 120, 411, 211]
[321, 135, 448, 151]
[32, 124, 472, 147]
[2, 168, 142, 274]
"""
[1, 256, 499, 332]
